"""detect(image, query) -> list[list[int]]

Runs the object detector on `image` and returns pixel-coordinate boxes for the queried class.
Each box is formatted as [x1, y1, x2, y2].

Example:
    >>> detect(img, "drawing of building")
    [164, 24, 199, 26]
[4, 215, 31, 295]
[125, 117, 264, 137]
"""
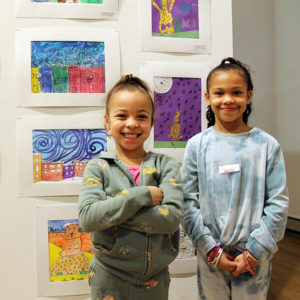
[31, 67, 41, 93]
[63, 164, 75, 179]
[80, 66, 105, 93]
[52, 65, 69, 93]
[39, 65, 53, 93]
[74, 161, 88, 177]
[41, 161, 64, 181]
[68, 65, 81, 93]
[33, 153, 42, 183]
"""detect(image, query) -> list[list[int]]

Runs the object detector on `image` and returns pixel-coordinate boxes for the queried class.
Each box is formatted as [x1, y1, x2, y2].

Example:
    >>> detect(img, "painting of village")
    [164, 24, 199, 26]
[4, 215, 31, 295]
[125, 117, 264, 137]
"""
[153, 76, 202, 148]
[48, 219, 93, 282]
[32, 0, 103, 3]
[31, 41, 105, 93]
[32, 128, 106, 183]
[152, 0, 199, 39]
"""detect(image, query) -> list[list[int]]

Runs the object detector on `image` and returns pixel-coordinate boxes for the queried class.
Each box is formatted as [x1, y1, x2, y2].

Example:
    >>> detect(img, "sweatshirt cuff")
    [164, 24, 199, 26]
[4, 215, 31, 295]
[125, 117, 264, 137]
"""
[196, 234, 218, 257]
[246, 236, 274, 262]
[131, 186, 153, 208]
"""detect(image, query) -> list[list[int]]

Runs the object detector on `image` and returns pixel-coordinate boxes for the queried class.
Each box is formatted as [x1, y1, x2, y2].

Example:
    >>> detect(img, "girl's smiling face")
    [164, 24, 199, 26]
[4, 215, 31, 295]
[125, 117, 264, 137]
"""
[105, 89, 153, 157]
[205, 69, 252, 133]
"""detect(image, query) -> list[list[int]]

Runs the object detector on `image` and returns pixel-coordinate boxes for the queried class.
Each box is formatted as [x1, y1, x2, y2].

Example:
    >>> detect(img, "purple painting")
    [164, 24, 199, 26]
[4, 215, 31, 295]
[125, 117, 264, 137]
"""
[152, 0, 199, 38]
[153, 77, 202, 148]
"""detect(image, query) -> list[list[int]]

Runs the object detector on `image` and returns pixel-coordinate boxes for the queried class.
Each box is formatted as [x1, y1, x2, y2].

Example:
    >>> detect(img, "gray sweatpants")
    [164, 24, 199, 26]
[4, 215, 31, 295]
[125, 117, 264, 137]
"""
[88, 259, 170, 300]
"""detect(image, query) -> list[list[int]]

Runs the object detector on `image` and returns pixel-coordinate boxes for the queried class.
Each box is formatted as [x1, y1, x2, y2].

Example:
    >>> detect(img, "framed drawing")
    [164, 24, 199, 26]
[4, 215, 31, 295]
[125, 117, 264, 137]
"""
[141, 61, 209, 163]
[16, 28, 120, 107]
[15, 0, 118, 20]
[140, 0, 211, 53]
[36, 204, 92, 296]
[169, 225, 197, 274]
[16, 113, 114, 196]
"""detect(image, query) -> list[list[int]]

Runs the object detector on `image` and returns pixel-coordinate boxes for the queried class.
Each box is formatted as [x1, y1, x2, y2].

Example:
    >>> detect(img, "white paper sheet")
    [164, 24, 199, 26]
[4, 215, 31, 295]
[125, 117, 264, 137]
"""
[15, 0, 118, 20]
[16, 28, 120, 107]
[141, 61, 210, 163]
[140, 0, 211, 53]
[17, 113, 107, 196]
[36, 204, 90, 296]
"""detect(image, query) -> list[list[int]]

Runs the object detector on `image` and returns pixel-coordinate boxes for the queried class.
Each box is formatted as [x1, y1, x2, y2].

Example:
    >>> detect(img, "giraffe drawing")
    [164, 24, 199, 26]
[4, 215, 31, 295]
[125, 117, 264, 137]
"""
[152, 0, 176, 35]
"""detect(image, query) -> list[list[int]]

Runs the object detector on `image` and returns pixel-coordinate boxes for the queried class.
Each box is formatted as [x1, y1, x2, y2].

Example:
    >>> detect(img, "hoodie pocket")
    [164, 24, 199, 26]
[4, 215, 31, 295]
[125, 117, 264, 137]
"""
[167, 230, 179, 253]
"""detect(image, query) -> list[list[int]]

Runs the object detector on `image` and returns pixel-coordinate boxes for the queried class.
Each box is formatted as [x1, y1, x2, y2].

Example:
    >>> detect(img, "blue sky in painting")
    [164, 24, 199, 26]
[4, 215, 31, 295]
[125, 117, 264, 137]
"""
[31, 41, 105, 68]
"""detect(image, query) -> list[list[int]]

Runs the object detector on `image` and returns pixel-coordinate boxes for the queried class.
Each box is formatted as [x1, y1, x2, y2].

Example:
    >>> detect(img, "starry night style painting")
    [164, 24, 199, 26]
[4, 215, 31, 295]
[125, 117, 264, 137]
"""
[153, 76, 202, 148]
[32, 129, 106, 183]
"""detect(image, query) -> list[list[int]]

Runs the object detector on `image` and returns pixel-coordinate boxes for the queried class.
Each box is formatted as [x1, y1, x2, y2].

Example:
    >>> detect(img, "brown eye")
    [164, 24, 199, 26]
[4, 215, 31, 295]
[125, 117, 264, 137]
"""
[139, 115, 148, 119]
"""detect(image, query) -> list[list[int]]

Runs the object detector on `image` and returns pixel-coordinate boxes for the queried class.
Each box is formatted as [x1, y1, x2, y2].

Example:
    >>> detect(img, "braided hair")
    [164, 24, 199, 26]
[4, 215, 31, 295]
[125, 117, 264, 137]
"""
[206, 57, 253, 128]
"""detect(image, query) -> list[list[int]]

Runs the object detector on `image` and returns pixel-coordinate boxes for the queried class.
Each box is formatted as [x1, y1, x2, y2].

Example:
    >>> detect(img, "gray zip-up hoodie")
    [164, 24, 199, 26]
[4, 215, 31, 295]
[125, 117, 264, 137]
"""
[78, 151, 183, 284]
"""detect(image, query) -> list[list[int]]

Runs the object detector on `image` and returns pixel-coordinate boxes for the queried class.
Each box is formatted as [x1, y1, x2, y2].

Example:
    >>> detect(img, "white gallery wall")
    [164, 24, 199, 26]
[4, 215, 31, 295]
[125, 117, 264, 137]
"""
[0, 1, 233, 299]
[273, 0, 300, 221]
[232, 0, 300, 221]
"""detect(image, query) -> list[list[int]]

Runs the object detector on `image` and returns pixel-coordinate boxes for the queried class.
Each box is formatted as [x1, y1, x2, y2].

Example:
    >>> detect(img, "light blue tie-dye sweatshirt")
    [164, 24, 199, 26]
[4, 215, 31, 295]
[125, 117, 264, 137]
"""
[181, 127, 289, 262]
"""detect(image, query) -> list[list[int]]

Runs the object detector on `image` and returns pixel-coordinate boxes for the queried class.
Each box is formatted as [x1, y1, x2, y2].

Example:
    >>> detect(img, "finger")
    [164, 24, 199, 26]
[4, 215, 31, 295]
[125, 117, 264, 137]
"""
[232, 271, 239, 277]
[226, 254, 235, 261]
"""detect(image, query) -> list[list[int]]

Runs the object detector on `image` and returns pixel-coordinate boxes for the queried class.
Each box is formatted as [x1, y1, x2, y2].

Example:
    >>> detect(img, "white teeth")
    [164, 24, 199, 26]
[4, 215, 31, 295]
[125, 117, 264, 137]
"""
[123, 133, 138, 138]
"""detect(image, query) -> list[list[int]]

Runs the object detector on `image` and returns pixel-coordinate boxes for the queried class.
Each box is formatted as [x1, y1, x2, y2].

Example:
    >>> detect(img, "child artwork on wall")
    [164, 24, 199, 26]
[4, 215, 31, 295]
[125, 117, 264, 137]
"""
[169, 225, 197, 274]
[140, 0, 211, 53]
[17, 114, 109, 196]
[32, 129, 106, 183]
[152, 0, 199, 39]
[48, 219, 93, 283]
[15, 0, 118, 19]
[31, 41, 105, 94]
[16, 28, 120, 106]
[153, 76, 202, 149]
[36, 204, 93, 296]
[32, 0, 103, 3]
[140, 61, 209, 162]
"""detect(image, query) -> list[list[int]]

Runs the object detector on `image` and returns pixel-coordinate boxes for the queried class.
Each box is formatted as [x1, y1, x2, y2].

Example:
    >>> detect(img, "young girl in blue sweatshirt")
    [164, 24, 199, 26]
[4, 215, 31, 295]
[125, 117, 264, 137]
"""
[79, 75, 183, 300]
[181, 57, 289, 300]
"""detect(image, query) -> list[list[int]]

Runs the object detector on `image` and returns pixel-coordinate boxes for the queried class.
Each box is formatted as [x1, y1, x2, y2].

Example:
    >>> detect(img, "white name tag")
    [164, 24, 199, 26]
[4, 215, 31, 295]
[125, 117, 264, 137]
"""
[219, 164, 240, 174]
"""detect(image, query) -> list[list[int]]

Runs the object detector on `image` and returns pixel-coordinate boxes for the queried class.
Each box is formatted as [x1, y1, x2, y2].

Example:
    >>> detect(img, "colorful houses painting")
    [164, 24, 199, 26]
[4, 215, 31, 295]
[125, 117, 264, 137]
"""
[32, 129, 106, 183]
[31, 41, 105, 94]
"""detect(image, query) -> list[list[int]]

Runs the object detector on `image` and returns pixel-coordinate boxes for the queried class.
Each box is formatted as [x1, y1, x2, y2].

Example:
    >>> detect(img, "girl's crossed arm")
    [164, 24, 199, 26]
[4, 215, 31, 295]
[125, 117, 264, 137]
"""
[78, 159, 153, 233]
[121, 156, 183, 235]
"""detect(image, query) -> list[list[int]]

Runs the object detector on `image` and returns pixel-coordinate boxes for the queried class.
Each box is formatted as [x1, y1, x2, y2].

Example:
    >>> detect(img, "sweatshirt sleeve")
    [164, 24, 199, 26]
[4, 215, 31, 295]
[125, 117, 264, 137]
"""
[181, 138, 218, 256]
[246, 144, 289, 262]
[122, 156, 183, 234]
[78, 159, 153, 233]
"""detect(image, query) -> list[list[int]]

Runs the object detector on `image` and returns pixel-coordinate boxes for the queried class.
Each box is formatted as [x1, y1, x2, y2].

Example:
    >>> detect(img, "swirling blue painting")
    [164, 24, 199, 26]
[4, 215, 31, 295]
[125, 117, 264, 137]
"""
[32, 129, 106, 182]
